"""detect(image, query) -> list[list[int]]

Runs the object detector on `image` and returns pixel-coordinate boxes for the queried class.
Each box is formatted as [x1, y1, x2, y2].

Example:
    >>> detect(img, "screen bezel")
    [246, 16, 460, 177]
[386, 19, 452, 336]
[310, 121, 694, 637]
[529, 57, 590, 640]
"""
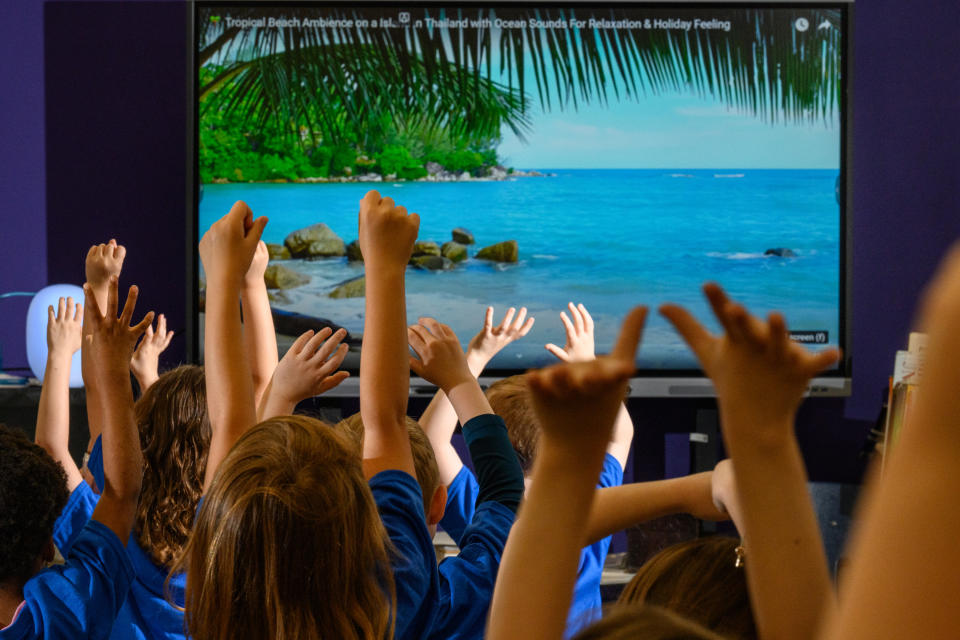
[187, 0, 853, 394]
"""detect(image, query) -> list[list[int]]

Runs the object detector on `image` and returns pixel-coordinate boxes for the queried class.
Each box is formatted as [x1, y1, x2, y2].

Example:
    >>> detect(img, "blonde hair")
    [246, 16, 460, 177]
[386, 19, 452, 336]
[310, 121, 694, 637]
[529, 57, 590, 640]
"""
[485, 374, 540, 473]
[179, 416, 395, 640]
[338, 413, 439, 515]
[572, 603, 729, 640]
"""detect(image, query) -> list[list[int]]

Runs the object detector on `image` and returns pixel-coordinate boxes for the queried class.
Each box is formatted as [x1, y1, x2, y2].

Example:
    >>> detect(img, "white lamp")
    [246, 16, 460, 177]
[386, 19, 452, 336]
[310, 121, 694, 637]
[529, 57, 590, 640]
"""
[26, 284, 85, 387]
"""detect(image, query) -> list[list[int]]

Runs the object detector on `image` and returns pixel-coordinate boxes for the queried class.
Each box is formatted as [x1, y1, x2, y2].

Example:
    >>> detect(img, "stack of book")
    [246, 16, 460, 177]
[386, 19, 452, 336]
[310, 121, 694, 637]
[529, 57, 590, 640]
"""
[881, 332, 927, 471]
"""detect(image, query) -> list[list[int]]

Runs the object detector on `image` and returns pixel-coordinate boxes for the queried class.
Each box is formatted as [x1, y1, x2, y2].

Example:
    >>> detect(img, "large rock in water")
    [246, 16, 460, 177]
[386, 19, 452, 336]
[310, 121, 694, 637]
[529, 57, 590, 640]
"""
[266, 243, 290, 260]
[411, 255, 454, 271]
[441, 241, 467, 263]
[328, 275, 365, 299]
[412, 241, 441, 257]
[284, 223, 346, 258]
[475, 240, 518, 263]
[764, 248, 797, 258]
[452, 227, 475, 245]
[346, 240, 363, 262]
[264, 264, 311, 290]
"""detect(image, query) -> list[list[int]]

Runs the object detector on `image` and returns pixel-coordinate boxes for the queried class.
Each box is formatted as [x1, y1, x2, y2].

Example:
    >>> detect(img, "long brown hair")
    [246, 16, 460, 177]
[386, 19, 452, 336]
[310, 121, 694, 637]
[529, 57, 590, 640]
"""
[134, 365, 210, 569]
[573, 604, 728, 640]
[617, 536, 756, 640]
[179, 415, 395, 640]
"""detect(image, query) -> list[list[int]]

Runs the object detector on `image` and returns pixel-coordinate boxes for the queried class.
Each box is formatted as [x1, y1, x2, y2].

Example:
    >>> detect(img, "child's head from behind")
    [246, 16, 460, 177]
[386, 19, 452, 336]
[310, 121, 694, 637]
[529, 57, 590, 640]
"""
[0, 424, 69, 587]
[573, 603, 728, 640]
[181, 415, 394, 640]
[338, 413, 446, 532]
[618, 536, 756, 640]
[134, 364, 210, 569]
[485, 375, 539, 474]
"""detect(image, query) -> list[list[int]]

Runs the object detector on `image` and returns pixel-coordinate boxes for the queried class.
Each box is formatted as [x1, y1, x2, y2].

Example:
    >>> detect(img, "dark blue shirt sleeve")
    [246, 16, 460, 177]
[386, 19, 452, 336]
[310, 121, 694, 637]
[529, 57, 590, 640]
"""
[440, 466, 478, 546]
[88, 434, 104, 494]
[6, 520, 135, 639]
[52, 481, 99, 556]
[461, 414, 524, 513]
[370, 470, 439, 640]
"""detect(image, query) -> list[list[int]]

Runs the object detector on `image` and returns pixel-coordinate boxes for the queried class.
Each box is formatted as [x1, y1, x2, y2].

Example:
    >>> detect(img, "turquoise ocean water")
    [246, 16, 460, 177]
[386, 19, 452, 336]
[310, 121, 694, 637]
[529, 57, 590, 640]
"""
[198, 169, 840, 369]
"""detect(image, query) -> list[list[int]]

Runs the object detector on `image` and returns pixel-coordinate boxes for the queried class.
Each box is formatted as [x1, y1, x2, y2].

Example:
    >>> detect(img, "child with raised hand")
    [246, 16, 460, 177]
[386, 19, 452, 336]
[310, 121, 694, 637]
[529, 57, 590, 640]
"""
[256, 327, 350, 421]
[0, 276, 152, 638]
[240, 240, 278, 409]
[416, 305, 533, 538]
[178, 196, 398, 640]
[129, 312, 173, 393]
[660, 284, 839, 640]
[487, 305, 647, 640]
[818, 245, 960, 640]
[407, 317, 525, 640]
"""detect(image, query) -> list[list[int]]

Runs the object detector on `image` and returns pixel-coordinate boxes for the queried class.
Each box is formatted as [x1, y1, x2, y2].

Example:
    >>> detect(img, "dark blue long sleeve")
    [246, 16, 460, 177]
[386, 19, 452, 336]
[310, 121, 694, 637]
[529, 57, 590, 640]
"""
[461, 413, 525, 513]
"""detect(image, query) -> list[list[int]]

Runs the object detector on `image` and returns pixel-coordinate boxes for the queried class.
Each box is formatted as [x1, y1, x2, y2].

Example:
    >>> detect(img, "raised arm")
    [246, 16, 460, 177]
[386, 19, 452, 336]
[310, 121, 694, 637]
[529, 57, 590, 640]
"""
[199, 201, 268, 491]
[661, 284, 839, 640]
[822, 245, 960, 640]
[488, 306, 646, 640]
[35, 296, 84, 491]
[129, 312, 174, 392]
[357, 190, 420, 479]
[417, 306, 534, 485]
[241, 240, 278, 409]
[256, 327, 350, 421]
[583, 471, 728, 546]
[83, 277, 153, 543]
[82, 239, 126, 449]
[545, 302, 634, 467]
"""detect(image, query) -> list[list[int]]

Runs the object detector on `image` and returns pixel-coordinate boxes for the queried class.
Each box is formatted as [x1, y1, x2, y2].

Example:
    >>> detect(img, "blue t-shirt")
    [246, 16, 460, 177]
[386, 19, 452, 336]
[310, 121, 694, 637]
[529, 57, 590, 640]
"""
[0, 520, 135, 639]
[370, 470, 439, 640]
[430, 501, 515, 640]
[441, 453, 624, 637]
[56, 440, 189, 640]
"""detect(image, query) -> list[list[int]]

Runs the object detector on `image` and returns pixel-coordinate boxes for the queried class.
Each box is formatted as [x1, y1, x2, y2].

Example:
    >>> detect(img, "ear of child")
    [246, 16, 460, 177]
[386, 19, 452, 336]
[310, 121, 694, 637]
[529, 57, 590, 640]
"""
[527, 306, 646, 457]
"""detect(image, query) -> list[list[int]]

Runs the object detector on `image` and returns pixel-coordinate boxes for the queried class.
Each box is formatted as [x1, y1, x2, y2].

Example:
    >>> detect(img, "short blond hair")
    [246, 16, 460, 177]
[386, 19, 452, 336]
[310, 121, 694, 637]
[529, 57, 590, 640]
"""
[485, 374, 540, 474]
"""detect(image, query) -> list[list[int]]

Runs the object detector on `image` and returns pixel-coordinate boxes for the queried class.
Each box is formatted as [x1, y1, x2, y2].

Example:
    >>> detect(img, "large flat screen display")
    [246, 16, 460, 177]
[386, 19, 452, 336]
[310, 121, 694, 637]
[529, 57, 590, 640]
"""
[193, 2, 850, 386]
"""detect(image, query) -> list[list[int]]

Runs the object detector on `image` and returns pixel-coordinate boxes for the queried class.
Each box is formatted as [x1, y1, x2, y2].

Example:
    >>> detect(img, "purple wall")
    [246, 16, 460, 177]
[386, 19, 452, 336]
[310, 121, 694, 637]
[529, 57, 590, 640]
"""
[1, 0, 958, 482]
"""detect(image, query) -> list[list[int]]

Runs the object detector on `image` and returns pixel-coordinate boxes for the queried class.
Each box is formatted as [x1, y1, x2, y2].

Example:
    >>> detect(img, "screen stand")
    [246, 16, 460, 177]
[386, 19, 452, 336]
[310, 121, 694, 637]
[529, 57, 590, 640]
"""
[692, 408, 720, 534]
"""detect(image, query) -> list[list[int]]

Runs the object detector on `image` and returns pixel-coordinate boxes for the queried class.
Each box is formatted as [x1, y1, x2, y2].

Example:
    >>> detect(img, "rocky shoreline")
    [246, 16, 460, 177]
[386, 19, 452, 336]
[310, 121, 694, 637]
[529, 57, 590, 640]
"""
[209, 164, 556, 185]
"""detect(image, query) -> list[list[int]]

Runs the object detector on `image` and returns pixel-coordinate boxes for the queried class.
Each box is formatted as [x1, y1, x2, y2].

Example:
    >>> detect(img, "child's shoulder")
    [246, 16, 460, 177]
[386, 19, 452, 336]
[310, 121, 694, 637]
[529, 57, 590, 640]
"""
[13, 520, 134, 638]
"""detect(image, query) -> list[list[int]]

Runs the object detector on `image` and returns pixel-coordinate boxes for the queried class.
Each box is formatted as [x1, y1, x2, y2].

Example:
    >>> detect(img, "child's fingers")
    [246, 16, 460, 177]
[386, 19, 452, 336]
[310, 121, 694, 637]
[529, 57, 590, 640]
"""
[724, 303, 752, 345]
[311, 329, 346, 363]
[499, 307, 517, 331]
[114, 243, 126, 263]
[106, 277, 120, 320]
[47, 305, 55, 325]
[568, 302, 584, 333]
[157, 313, 167, 337]
[82, 283, 103, 321]
[518, 316, 536, 336]
[130, 311, 156, 338]
[805, 347, 841, 376]
[611, 305, 647, 362]
[317, 343, 349, 374]
[57, 296, 66, 320]
[579, 303, 594, 333]
[660, 304, 714, 363]
[483, 306, 494, 331]
[288, 330, 315, 356]
[317, 370, 350, 395]
[380, 196, 395, 210]
[161, 330, 174, 350]
[302, 327, 334, 358]
[418, 317, 445, 338]
[407, 325, 430, 355]
[144, 322, 155, 339]
[767, 312, 789, 360]
[248, 215, 269, 243]
[544, 343, 571, 362]
[407, 212, 420, 232]
[512, 307, 528, 333]
[559, 311, 576, 338]
[119, 285, 139, 326]
[409, 355, 425, 377]
[74, 301, 83, 322]
[703, 283, 739, 338]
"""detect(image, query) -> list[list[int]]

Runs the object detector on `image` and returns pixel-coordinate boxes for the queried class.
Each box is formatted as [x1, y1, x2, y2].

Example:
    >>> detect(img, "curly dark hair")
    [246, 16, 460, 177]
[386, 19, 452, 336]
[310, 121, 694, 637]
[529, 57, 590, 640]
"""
[134, 365, 210, 569]
[0, 423, 69, 584]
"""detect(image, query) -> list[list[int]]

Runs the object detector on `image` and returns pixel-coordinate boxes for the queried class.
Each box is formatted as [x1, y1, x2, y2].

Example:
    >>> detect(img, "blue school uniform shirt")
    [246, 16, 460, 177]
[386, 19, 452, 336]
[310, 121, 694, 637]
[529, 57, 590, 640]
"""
[0, 520, 134, 639]
[440, 454, 624, 637]
[57, 436, 189, 640]
[369, 470, 439, 640]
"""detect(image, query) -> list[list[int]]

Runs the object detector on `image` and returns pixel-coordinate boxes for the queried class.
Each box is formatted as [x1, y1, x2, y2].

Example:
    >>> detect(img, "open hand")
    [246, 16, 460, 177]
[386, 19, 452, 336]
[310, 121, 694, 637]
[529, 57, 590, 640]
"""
[545, 302, 595, 362]
[357, 190, 419, 269]
[271, 328, 350, 404]
[527, 306, 645, 454]
[130, 313, 174, 387]
[198, 200, 268, 288]
[660, 283, 840, 433]
[83, 276, 154, 380]
[244, 240, 270, 289]
[409, 318, 474, 392]
[46, 296, 83, 357]
[466, 306, 535, 372]
[85, 239, 126, 289]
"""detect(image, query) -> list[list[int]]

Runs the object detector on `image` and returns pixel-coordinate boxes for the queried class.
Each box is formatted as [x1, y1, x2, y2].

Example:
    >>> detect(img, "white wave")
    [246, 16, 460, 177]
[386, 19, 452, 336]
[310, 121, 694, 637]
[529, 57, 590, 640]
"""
[669, 173, 695, 178]
[532, 254, 559, 260]
[706, 252, 767, 260]
[714, 173, 745, 178]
